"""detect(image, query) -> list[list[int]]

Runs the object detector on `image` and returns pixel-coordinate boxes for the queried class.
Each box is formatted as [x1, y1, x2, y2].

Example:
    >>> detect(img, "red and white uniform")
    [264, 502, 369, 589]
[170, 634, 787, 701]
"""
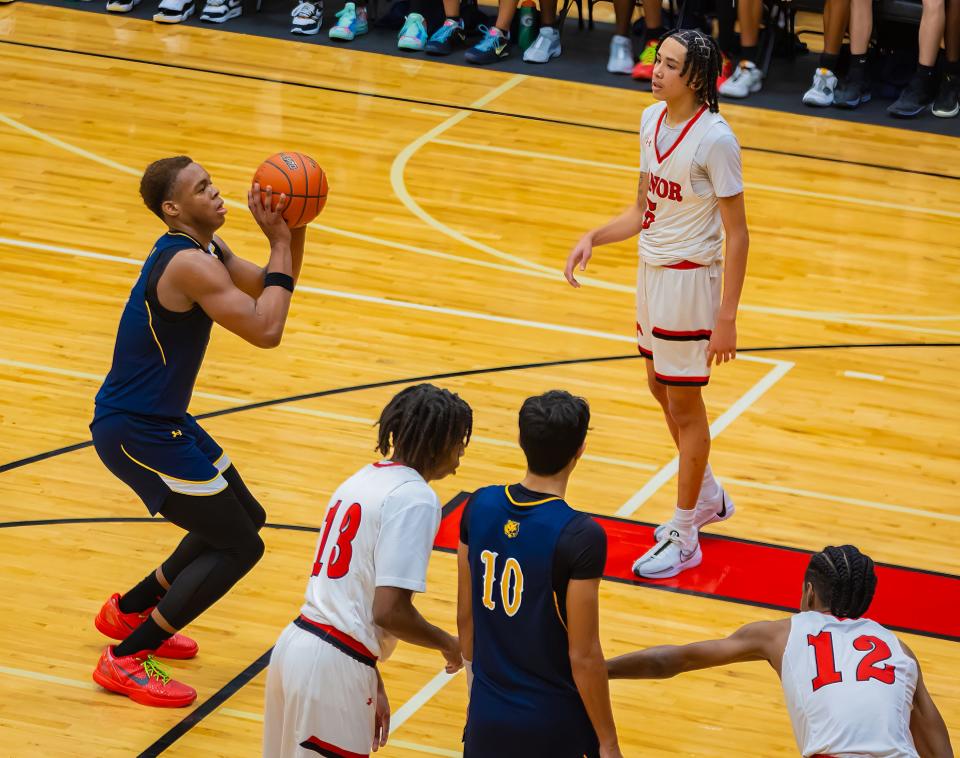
[263, 462, 442, 758]
[781, 611, 919, 758]
[636, 100, 742, 385]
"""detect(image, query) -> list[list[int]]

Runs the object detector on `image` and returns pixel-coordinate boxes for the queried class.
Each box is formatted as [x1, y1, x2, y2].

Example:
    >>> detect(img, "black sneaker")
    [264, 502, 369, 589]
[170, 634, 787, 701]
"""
[887, 75, 934, 118]
[464, 25, 510, 64]
[932, 73, 960, 118]
[834, 76, 871, 109]
[425, 18, 466, 55]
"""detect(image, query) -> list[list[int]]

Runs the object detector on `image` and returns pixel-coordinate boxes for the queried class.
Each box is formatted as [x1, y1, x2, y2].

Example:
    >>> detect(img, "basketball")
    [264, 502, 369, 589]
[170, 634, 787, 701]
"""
[253, 152, 328, 228]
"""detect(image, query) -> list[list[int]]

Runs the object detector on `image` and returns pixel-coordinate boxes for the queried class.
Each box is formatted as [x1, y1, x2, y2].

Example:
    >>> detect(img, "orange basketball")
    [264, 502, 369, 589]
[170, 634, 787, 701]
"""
[253, 152, 328, 228]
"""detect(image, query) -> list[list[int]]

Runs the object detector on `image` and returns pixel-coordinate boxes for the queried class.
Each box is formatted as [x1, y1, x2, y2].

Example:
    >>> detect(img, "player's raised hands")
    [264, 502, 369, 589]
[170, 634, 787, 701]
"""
[564, 232, 594, 288]
[248, 182, 291, 247]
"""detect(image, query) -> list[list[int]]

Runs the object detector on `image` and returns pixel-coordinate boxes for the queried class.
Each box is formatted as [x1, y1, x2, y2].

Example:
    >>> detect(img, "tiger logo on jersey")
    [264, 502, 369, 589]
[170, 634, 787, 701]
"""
[504, 520, 520, 539]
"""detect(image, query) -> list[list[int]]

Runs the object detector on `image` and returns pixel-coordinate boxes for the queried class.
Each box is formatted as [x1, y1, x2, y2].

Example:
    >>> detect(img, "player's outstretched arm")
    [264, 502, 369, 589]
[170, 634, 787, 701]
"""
[216, 224, 307, 299]
[606, 620, 782, 680]
[372, 587, 462, 674]
[902, 643, 954, 758]
[564, 173, 649, 288]
[567, 578, 623, 758]
[709, 192, 749, 367]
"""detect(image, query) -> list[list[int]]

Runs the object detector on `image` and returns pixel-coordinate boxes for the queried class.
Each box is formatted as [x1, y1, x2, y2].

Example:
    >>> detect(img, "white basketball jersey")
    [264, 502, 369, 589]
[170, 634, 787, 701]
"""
[299, 462, 442, 659]
[639, 101, 730, 266]
[781, 612, 919, 758]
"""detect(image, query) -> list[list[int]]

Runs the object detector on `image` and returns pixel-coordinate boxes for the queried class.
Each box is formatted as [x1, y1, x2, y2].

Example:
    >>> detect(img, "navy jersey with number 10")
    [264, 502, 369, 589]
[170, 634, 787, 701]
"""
[462, 484, 606, 758]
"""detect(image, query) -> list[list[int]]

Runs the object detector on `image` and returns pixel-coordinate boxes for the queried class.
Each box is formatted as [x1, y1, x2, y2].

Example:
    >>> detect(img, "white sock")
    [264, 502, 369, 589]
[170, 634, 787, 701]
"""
[673, 507, 697, 548]
[699, 463, 720, 503]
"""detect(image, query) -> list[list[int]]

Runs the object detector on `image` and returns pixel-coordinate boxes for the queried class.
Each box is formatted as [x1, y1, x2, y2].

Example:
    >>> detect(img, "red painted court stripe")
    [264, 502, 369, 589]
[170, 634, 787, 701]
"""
[435, 493, 960, 641]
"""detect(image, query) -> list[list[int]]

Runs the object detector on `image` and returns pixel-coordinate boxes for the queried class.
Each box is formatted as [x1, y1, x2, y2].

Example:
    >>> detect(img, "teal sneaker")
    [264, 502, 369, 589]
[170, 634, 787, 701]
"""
[465, 25, 510, 64]
[398, 13, 428, 51]
[425, 17, 466, 56]
[328, 2, 368, 41]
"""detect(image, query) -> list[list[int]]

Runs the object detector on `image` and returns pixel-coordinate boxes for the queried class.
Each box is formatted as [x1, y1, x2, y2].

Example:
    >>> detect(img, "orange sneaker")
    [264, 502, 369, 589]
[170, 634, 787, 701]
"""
[95, 593, 198, 659]
[631, 39, 659, 80]
[93, 646, 197, 708]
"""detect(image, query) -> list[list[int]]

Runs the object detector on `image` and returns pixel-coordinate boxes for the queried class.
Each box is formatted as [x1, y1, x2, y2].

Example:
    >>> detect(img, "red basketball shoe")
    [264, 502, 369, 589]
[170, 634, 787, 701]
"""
[93, 646, 197, 708]
[95, 593, 198, 659]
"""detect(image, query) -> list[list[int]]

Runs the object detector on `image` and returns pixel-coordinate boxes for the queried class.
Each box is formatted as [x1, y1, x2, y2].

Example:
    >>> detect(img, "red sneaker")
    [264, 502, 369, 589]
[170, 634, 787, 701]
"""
[716, 53, 734, 88]
[95, 593, 198, 659]
[93, 646, 197, 708]
[631, 39, 659, 80]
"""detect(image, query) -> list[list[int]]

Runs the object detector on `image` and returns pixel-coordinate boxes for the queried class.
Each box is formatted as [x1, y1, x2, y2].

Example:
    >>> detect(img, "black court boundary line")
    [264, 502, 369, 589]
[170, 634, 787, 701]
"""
[2, 512, 955, 642]
[2, 507, 955, 752]
[3, 342, 959, 476]
[138, 648, 273, 758]
[3, 37, 959, 183]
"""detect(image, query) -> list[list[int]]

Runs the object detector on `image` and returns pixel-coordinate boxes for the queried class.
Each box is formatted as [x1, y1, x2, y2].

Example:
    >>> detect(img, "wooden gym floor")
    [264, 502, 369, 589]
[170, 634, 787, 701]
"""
[0, 4, 958, 755]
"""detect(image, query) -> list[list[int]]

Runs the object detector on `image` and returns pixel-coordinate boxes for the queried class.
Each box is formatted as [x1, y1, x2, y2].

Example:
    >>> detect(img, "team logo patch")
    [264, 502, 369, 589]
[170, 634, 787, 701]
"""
[504, 520, 519, 539]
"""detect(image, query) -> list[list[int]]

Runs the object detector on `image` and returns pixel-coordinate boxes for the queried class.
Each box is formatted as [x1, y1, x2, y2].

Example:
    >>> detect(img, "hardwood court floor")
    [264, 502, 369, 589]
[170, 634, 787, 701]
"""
[1, 3, 958, 755]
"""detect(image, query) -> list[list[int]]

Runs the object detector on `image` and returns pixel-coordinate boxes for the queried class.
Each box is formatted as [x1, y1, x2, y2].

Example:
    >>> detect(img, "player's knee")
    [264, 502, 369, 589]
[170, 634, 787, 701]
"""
[647, 375, 668, 405]
[666, 393, 704, 427]
[247, 500, 267, 531]
[243, 533, 266, 568]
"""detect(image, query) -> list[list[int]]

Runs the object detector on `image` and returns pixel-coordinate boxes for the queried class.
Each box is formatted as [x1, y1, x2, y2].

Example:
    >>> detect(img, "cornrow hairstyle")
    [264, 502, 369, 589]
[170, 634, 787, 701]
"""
[804, 545, 878, 619]
[658, 29, 722, 113]
[140, 156, 193, 220]
[376, 384, 473, 475]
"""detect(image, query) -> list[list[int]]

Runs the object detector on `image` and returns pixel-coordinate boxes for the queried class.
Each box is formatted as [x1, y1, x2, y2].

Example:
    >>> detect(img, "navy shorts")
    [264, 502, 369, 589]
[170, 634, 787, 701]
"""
[91, 409, 231, 514]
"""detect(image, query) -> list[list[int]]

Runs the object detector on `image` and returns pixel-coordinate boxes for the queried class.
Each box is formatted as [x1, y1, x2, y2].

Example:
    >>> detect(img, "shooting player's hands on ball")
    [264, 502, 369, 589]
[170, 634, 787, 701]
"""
[248, 182, 291, 246]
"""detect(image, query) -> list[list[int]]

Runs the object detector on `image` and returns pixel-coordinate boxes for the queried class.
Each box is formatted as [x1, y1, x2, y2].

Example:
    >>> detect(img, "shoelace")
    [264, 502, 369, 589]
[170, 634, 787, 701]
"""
[400, 15, 423, 37]
[291, 2, 317, 17]
[475, 25, 503, 51]
[141, 654, 173, 685]
[639, 40, 657, 64]
[334, 4, 356, 23]
[431, 19, 458, 42]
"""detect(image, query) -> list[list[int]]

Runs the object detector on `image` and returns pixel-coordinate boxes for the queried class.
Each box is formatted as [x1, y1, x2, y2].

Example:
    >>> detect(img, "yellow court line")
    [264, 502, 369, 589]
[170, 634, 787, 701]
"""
[1, 113, 958, 334]
[429, 138, 960, 221]
[1, 356, 955, 522]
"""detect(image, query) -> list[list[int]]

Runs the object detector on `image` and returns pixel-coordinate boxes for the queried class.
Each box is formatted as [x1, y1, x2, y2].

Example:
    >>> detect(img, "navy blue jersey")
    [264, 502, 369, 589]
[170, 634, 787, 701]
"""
[462, 484, 606, 758]
[94, 231, 223, 420]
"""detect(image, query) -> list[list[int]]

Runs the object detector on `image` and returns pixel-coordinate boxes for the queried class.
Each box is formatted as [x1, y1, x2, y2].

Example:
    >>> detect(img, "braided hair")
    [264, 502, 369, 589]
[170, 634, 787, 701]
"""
[657, 29, 722, 113]
[804, 545, 878, 619]
[376, 384, 473, 475]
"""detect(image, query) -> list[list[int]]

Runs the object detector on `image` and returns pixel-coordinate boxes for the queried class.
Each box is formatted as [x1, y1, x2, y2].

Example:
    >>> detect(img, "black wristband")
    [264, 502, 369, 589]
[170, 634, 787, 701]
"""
[264, 272, 294, 293]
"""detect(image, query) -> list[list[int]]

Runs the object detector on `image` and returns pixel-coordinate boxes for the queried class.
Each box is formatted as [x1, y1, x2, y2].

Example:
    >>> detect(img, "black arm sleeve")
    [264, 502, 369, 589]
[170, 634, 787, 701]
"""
[459, 496, 473, 545]
[555, 513, 607, 583]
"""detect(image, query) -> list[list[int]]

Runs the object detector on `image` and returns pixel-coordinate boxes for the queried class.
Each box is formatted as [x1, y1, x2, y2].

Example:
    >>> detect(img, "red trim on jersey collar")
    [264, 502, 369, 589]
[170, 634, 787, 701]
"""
[297, 614, 378, 662]
[654, 103, 709, 163]
[372, 461, 406, 468]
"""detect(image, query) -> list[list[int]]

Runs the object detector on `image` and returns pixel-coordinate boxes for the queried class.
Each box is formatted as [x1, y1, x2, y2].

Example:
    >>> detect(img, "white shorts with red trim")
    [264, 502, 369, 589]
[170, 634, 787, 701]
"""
[264, 622, 377, 758]
[636, 259, 721, 386]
